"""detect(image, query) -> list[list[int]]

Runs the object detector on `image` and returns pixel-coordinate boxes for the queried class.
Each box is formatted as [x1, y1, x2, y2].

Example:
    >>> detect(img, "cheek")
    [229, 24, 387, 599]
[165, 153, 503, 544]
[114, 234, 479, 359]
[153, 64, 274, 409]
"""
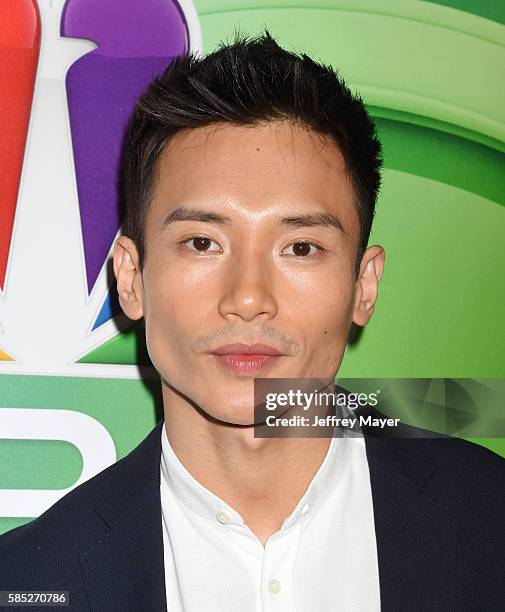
[144, 256, 214, 322]
[283, 260, 355, 329]
[142, 265, 210, 375]
[283, 266, 354, 372]
[305, 299, 352, 358]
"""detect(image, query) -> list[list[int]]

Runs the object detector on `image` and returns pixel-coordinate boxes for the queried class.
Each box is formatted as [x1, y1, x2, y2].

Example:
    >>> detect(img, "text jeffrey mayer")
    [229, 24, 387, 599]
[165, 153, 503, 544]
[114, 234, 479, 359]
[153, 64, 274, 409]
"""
[312, 415, 400, 428]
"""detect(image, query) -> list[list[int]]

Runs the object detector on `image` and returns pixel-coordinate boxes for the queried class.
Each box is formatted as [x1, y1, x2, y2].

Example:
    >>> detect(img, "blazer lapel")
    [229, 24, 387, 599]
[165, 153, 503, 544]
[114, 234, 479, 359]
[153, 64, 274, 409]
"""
[361, 411, 460, 610]
[79, 423, 167, 612]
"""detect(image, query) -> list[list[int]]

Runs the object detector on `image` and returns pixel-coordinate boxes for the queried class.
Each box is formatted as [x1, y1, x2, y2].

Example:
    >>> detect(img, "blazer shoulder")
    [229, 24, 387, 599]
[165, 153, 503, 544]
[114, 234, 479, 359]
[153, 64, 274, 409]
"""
[0, 458, 120, 590]
[366, 404, 505, 478]
[362, 407, 505, 510]
[420, 435, 505, 511]
[0, 422, 163, 559]
[0, 452, 120, 560]
[423, 432, 505, 475]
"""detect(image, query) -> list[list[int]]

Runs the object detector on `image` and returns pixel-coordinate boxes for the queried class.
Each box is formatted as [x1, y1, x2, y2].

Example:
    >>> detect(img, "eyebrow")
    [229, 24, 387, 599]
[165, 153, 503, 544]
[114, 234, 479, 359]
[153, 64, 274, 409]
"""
[161, 206, 345, 234]
[161, 207, 231, 228]
[278, 212, 345, 234]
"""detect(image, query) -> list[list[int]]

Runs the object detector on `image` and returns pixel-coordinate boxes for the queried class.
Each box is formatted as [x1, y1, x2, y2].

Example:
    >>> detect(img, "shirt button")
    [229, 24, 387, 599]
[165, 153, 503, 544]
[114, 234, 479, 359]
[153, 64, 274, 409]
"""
[216, 511, 230, 524]
[268, 578, 281, 594]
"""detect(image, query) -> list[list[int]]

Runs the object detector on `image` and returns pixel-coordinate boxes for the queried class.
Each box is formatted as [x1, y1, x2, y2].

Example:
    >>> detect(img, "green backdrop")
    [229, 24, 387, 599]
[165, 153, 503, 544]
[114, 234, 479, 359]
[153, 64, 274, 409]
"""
[0, 0, 503, 536]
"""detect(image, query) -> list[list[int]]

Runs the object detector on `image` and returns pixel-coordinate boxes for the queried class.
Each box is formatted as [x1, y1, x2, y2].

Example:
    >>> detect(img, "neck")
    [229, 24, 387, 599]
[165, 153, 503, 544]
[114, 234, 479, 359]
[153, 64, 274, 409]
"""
[162, 383, 332, 546]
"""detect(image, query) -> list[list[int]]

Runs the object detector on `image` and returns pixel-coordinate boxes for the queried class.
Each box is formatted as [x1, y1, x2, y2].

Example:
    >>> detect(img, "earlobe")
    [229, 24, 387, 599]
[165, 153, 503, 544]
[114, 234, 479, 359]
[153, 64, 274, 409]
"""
[113, 236, 144, 321]
[352, 246, 385, 327]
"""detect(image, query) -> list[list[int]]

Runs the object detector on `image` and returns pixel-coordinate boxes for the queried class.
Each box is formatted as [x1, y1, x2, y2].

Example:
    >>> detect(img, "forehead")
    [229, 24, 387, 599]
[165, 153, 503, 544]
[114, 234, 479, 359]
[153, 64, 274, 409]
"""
[149, 121, 359, 234]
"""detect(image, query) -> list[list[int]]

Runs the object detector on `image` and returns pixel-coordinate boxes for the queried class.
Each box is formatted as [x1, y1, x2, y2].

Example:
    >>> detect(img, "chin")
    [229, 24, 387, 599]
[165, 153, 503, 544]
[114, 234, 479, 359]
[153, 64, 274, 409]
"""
[205, 398, 257, 427]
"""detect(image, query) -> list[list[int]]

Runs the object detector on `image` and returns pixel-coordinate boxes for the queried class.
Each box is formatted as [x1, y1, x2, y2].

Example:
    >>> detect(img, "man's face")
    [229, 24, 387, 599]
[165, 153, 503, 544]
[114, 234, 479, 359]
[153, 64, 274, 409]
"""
[115, 121, 384, 424]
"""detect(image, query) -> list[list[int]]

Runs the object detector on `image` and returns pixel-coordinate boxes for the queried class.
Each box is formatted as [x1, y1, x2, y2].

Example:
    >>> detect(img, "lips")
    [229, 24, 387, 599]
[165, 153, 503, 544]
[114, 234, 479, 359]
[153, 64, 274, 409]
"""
[211, 343, 284, 356]
[209, 343, 285, 375]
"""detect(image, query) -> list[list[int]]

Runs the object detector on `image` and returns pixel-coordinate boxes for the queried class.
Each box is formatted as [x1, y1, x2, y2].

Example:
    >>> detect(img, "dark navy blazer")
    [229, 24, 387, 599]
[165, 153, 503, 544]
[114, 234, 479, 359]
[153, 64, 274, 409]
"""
[1, 404, 504, 611]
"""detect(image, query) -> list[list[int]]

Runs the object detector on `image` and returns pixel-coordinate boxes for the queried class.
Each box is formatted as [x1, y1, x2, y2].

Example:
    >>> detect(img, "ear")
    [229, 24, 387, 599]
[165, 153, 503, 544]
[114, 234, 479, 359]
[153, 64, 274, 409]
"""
[352, 245, 385, 327]
[113, 236, 144, 320]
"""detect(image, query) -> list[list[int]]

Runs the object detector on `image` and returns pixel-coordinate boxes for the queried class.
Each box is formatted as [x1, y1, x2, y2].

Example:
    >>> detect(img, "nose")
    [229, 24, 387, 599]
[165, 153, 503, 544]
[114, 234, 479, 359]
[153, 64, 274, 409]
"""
[217, 249, 278, 322]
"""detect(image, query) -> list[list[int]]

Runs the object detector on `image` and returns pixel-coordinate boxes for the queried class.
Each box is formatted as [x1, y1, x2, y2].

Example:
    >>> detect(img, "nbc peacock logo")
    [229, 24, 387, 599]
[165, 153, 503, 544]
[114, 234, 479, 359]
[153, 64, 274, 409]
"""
[0, 0, 201, 523]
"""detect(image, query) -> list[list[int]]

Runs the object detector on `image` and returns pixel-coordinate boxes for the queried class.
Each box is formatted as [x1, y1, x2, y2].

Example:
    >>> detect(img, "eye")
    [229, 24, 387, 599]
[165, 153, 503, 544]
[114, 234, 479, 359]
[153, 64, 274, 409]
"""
[281, 241, 322, 257]
[181, 236, 222, 253]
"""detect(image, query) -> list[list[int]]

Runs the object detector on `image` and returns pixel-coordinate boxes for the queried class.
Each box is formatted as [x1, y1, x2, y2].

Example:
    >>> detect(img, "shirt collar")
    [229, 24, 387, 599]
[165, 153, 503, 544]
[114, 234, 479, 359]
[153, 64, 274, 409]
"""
[160, 421, 355, 531]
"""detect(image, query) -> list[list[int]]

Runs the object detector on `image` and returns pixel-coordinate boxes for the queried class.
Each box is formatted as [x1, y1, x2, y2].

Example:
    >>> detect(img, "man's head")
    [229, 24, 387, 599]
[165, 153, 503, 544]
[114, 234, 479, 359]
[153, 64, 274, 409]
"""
[113, 31, 385, 424]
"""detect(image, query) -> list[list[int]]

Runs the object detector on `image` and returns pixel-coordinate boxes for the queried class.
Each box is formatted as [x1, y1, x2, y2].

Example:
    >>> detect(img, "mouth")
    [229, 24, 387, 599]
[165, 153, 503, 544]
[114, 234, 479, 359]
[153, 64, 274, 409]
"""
[208, 343, 285, 376]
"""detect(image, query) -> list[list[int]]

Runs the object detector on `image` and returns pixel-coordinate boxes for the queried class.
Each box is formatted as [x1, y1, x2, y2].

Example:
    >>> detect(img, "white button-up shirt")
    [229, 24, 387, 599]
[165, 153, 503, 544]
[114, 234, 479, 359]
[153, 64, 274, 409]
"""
[160, 423, 381, 611]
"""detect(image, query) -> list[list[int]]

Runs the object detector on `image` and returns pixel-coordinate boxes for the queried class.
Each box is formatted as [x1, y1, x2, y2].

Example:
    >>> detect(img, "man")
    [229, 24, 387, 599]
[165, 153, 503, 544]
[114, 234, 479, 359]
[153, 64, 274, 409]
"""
[0, 31, 504, 611]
